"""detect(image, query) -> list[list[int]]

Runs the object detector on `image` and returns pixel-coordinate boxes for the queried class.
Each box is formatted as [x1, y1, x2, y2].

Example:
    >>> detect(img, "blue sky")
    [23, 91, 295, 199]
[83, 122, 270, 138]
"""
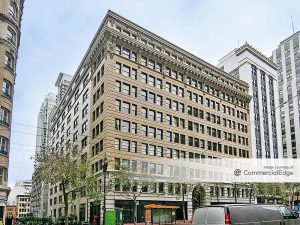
[9, 0, 300, 187]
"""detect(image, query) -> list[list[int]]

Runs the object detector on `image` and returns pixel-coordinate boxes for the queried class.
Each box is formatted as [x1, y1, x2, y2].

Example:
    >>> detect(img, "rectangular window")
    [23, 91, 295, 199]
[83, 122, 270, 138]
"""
[115, 62, 121, 74]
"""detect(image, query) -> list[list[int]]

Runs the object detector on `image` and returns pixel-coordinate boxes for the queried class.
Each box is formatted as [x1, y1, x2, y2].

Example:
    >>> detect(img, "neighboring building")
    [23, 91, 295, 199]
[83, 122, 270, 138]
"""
[272, 32, 300, 158]
[0, 0, 25, 220]
[16, 194, 30, 218]
[6, 205, 17, 225]
[31, 93, 56, 217]
[46, 10, 252, 223]
[55, 72, 73, 105]
[218, 43, 282, 158]
[7, 180, 31, 218]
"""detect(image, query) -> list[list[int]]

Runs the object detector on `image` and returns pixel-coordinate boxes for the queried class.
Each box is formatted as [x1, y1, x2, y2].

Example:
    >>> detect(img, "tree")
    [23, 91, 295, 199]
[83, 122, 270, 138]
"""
[109, 169, 155, 225]
[33, 144, 101, 225]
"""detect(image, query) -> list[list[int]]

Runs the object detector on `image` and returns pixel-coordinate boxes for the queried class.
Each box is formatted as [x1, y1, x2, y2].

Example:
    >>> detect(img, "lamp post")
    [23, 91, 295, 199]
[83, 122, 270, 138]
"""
[102, 157, 108, 225]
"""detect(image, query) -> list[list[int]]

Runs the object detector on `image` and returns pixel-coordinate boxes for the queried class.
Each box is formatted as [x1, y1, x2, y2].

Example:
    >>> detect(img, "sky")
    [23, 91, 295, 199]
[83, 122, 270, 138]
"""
[8, 0, 300, 187]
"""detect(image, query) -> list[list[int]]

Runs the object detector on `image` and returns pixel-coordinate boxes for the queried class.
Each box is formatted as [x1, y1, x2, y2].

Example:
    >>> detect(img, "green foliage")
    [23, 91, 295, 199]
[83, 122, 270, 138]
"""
[16, 216, 53, 225]
[33, 144, 102, 224]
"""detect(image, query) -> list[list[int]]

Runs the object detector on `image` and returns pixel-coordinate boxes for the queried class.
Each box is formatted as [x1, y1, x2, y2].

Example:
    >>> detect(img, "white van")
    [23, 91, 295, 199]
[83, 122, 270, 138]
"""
[192, 204, 300, 225]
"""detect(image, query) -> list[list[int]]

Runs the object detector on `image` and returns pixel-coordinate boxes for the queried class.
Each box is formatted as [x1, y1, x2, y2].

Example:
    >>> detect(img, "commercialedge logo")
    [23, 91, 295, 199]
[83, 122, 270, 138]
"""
[233, 169, 293, 177]
[243, 170, 293, 176]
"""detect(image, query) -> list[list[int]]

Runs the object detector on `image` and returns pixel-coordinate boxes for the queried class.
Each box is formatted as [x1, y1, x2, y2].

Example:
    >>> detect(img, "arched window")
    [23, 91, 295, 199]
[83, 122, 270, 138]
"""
[8, 2, 17, 20]
[6, 26, 16, 44]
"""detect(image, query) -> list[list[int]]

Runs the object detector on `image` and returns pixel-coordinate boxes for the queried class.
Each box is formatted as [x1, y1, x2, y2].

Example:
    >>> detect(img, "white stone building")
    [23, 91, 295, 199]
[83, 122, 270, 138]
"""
[218, 43, 282, 158]
[31, 93, 56, 217]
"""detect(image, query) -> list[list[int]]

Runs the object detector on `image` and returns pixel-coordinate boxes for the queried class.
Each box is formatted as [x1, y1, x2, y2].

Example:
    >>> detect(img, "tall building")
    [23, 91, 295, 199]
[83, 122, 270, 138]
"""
[0, 0, 25, 220]
[46, 10, 252, 222]
[31, 93, 56, 217]
[272, 32, 300, 158]
[218, 43, 282, 158]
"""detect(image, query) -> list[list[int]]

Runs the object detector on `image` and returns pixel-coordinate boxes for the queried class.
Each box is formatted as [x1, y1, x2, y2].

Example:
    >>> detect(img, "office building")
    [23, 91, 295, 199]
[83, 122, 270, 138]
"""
[272, 32, 300, 158]
[218, 43, 281, 158]
[47, 10, 252, 222]
[31, 93, 56, 217]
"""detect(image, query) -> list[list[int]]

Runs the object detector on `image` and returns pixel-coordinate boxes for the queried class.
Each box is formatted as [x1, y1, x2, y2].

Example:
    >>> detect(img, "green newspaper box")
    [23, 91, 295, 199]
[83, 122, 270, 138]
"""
[105, 210, 116, 225]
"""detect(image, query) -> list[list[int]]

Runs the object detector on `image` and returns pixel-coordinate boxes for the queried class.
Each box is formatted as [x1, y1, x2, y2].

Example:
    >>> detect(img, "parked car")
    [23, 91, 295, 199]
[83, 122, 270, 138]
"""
[192, 204, 300, 225]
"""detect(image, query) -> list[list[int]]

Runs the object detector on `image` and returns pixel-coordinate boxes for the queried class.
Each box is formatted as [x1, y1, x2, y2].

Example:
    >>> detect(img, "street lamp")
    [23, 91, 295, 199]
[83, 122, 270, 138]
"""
[102, 156, 108, 225]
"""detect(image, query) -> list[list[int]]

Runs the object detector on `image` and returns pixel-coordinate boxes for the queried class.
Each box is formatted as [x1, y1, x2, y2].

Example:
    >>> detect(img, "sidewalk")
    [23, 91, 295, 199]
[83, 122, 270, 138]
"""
[124, 220, 192, 225]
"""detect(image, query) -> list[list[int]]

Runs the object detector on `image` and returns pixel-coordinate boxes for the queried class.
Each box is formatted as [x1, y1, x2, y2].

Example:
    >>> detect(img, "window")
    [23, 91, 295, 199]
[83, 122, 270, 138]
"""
[122, 48, 130, 59]
[148, 59, 155, 69]
[157, 112, 163, 122]
[131, 68, 137, 80]
[157, 129, 163, 140]
[82, 90, 88, 103]
[141, 144, 147, 154]
[115, 81, 121, 92]
[141, 90, 147, 101]
[141, 107, 147, 119]
[157, 95, 162, 106]
[115, 44, 121, 55]
[131, 123, 137, 134]
[2, 79, 12, 98]
[0, 136, 9, 155]
[141, 125, 147, 136]
[149, 127, 156, 138]
[82, 120, 88, 133]
[157, 146, 163, 157]
[149, 92, 155, 103]
[4, 52, 14, 71]
[141, 56, 147, 66]
[132, 86, 137, 97]
[121, 140, 130, 151]
[123, 83, 130, 95]
[149, 75, 155, 86]
[149, 110, 155, 121]
[122, 120, 130, 133]
[131, 141, 137, 153]
[115, 138, 120, 150]
[6, 27, 15, 44]
[73, 117, 78, 128]
[74, 103, 79, 115]
[141, 73, 147, 83]
[73, 131, 79, 142]
[115, 62, 121, 74]
[0, 107, 10, 126]
[149, 145, 155, 156]
[115, 99, 121, 111]
[131, 52, 137, 62]
[123, 65, 130, 77]
[8, 2, 17, 20]
[122, 102, 130, 114]
[156, 79, 162, 89]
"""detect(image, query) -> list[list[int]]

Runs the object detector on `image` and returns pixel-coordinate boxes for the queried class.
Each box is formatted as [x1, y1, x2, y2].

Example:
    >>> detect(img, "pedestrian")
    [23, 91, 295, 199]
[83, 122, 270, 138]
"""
[93, 215, 97, 225]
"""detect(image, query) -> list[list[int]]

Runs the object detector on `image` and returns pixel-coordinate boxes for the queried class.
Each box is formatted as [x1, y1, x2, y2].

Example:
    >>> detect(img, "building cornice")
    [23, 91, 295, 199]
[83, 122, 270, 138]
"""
[107, 11, 249, 87]
[235, 43, 278, 70]
[110, 29, 251, 101]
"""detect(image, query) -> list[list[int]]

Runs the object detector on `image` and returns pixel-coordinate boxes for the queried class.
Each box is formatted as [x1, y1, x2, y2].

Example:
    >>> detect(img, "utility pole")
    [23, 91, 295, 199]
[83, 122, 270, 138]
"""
[234, 183, 237, 203]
